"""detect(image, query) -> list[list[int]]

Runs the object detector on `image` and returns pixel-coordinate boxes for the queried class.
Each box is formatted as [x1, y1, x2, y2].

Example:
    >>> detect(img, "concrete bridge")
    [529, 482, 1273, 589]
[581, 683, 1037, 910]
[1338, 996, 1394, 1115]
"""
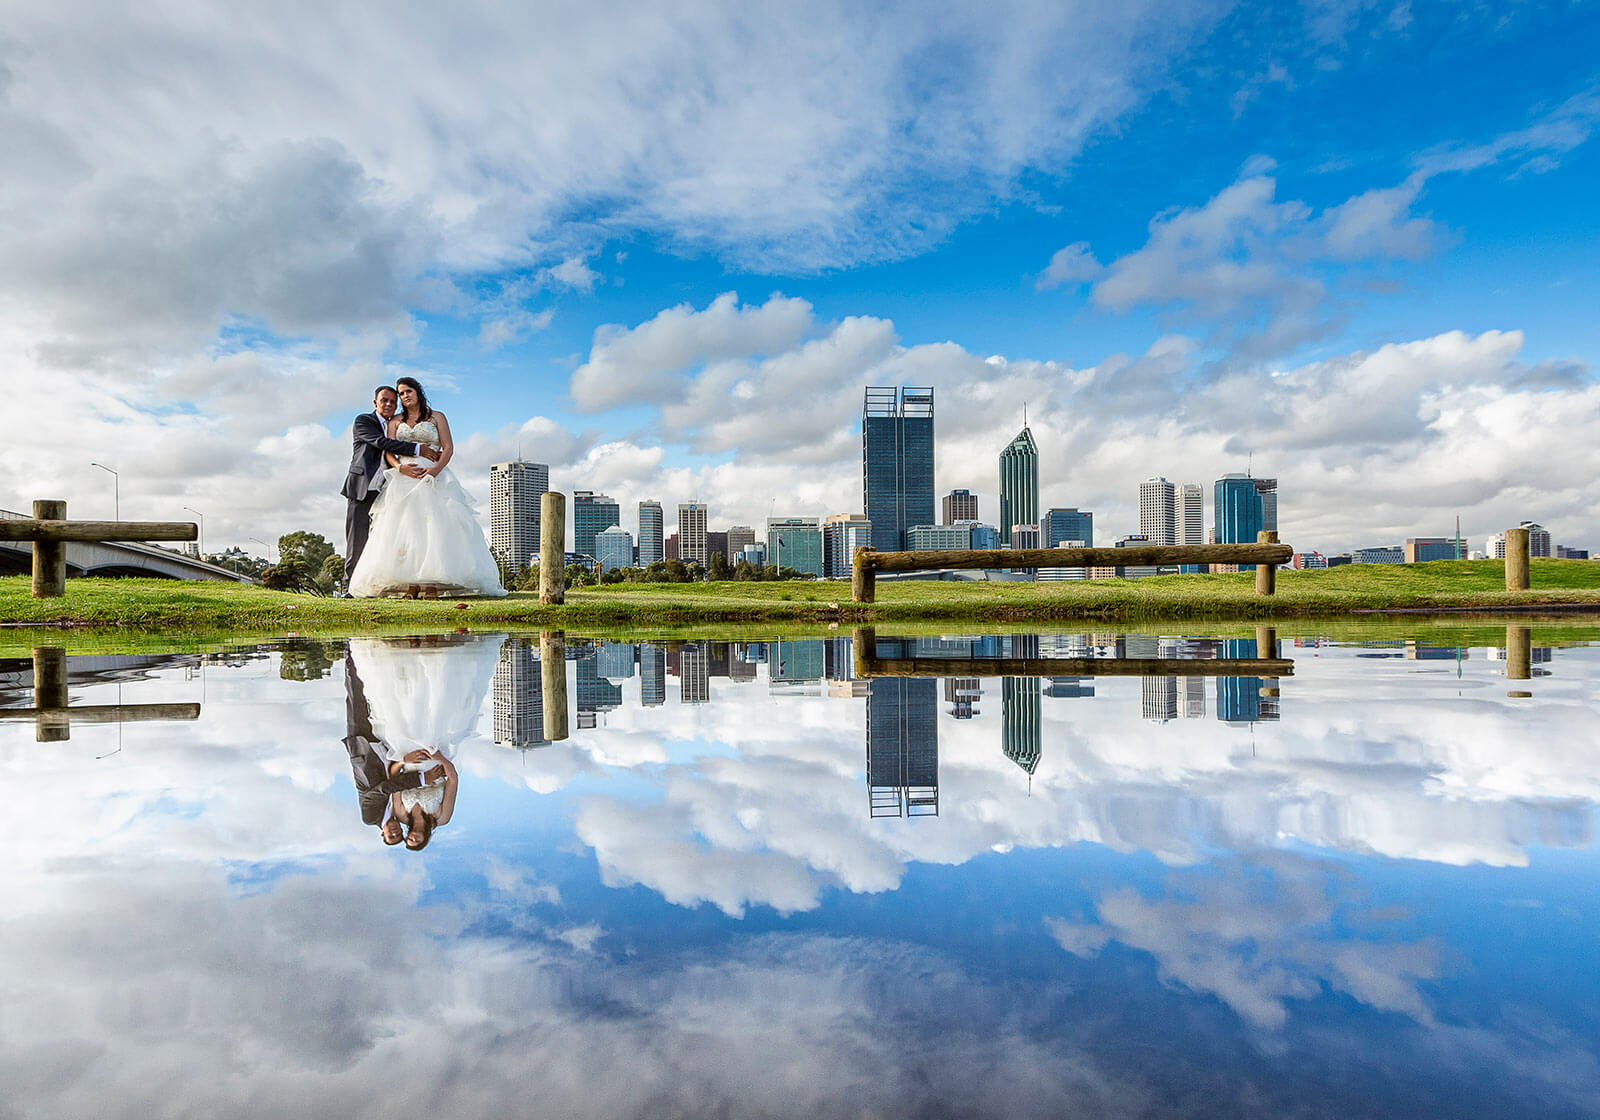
[0, 509, 256, 583]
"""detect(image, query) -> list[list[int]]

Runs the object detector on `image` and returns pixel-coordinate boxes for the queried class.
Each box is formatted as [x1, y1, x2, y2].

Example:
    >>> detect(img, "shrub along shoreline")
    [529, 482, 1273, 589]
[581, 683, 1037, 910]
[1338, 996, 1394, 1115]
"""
[4, 560, 1600, 632]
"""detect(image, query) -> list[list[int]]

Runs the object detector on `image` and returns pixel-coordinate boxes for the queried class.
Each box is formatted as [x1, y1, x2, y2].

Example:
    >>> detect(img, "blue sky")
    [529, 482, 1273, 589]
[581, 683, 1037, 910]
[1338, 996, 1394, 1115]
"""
[3, 0, 1598, 554]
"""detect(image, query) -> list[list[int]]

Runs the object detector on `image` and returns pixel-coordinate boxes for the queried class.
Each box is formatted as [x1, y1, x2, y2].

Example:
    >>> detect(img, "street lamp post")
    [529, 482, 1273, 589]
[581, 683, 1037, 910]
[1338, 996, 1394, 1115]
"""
[90, 462, 119, 521]
[248, 536, 276, 562]
[183, 507, 204, 557]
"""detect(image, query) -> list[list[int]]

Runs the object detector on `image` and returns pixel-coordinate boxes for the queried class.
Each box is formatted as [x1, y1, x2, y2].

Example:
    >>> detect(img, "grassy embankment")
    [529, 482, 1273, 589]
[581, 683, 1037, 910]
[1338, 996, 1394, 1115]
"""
[3, 559, 1600, 636]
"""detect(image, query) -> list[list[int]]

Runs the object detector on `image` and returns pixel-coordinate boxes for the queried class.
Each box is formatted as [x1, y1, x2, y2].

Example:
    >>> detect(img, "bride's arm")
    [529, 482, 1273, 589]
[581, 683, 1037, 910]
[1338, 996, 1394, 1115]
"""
[384, 418, 400, 468]
[425, 411, 454, 475]
[435, 759, 458, 826]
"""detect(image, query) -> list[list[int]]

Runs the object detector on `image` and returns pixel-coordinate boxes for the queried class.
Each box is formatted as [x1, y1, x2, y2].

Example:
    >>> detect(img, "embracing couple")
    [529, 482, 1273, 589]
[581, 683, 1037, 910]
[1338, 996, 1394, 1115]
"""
[341, 377, 506, 599]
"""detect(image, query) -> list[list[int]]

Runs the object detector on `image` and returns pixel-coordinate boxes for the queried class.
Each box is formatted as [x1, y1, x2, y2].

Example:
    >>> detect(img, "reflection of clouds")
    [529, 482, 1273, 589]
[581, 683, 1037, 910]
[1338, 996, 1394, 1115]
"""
[1046, 853, 1442, 1030]
[548, 644, 1600, 918]
[2, 857, 1138, 1120]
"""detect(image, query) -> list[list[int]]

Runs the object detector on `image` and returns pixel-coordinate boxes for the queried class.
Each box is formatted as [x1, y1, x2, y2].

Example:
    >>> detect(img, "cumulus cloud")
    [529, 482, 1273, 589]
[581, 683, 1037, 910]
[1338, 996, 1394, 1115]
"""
[1035, 241, 1103, 290]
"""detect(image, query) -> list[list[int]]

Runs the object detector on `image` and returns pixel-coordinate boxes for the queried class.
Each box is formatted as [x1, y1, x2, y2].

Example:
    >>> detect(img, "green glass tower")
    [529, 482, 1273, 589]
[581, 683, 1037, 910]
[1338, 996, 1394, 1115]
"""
[998, 426, 1038, 538]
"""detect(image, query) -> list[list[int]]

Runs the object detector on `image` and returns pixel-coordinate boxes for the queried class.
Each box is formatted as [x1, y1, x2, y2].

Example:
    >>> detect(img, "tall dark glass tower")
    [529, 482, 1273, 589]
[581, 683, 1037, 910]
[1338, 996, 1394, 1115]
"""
[1001, 676, 1041, 776]
[998, 426, 1039, 537]
[866, 639, 939, 817]
[862, 386, 935, 552]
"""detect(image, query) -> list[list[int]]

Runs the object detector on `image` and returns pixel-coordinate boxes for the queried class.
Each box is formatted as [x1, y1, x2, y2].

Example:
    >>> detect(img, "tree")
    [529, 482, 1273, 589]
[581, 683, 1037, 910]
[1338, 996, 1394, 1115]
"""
[707, 552, 732, 581]
[279, 531, 335, 572]
[261, 557, 318, 593]
[663, 558, 690, 583]
[321, 554, 346, 585]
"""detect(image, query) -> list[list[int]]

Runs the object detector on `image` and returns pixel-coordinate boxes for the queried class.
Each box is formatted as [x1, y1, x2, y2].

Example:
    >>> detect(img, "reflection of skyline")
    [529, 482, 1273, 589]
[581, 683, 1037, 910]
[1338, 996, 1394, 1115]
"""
[866, 640, 938, 817]
[1001, 676, 1040, 776]
[492, 639, 546, 750]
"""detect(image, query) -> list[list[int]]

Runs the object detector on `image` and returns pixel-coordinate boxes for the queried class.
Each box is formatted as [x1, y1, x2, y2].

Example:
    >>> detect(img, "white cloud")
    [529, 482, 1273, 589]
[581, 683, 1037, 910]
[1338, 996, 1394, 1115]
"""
[1036, 241, 1103, 290]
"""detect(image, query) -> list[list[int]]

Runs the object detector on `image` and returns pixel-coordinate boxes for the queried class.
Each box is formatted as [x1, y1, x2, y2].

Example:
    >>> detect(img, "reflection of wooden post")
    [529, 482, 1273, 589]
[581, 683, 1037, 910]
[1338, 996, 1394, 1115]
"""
[1505, 527, 1530, 591]
[1255, 530, 1278, 596]
[851, 547, 876, 604]
[540, 492, 566, 605]
[539, 630, 569, 741]
[32, 501, 68, 598]
[852, 626, 877, 679]
[1506, 625, 1531, 681]
[33, 646, 69, 742]
[1256, 625, 1280, 697]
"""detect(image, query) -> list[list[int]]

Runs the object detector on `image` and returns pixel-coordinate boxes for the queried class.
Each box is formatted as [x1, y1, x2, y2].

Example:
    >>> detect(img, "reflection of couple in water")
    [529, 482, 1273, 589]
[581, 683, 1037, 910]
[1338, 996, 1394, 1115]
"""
[341, 634, 503, 849]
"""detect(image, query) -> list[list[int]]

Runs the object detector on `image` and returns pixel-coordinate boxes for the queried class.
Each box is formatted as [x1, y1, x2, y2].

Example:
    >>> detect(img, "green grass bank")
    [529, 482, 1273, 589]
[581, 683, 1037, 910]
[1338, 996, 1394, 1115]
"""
[4, 559, 1600, 634]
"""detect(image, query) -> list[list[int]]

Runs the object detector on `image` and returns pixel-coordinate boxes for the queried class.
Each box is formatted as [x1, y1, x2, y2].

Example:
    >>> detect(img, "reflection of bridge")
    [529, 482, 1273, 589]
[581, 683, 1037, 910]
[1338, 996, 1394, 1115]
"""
[0, 509, 255, 583]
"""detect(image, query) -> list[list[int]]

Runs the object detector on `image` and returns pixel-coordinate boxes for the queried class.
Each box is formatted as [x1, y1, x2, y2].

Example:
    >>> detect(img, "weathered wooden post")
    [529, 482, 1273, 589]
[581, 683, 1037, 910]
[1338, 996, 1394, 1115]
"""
[31, 501, 68, 598]
[539, 630, 569, 742]
[1255, 530, 1279, 596]
[851, 546, 876, 604]
[1506, 624, 1532, 681]
[852, 625, 878, 679]
[33, 646, 69, 742]
[1504, 527, 1531, 591]
[540, 491, 566, 606]
[1256, 625, 1280, 698]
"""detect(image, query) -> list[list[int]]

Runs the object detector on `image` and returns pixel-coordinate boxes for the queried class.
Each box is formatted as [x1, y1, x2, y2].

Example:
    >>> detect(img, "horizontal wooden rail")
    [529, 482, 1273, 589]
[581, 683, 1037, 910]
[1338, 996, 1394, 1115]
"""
[851, 534, 1289, 602]
[0, 520, 197, 542]
[855, 656, 1294, 679]
[0, 703, 202, 724]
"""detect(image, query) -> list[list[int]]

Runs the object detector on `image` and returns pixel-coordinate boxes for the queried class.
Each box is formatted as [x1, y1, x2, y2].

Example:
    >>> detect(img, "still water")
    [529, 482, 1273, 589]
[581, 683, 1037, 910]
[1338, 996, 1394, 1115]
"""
[3, 628, 1598, 1119]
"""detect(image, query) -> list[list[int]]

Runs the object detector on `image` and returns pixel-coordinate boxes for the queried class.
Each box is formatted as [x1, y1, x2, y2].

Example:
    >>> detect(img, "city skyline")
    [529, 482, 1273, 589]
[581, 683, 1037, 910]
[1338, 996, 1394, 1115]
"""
[7, 5, 1598, 560]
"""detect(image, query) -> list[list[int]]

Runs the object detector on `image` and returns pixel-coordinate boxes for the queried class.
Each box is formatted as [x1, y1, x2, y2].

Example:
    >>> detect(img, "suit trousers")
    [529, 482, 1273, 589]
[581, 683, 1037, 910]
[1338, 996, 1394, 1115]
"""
[346, 494, 378, 578]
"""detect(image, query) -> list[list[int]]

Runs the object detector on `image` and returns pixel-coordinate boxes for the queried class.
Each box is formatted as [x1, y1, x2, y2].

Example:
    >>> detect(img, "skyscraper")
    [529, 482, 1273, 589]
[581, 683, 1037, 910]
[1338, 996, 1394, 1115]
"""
[595, 525, 633, 572]
[1179, 483, 1204, 546]
[767, 516, 824, 576]
[862, 386, 935, 552]
[678, 501, 708, 564]
[1253, 477, 1278, 532]
[823, 513, 872, 578]
[943, 488, 978, 523]
[639, 643, 666, 706]
[492, 638, 546, 749]
[573, 490, 619, 561]
[637, 500, 664, 566]
[998, 426, 1038, 539]
[1044, 507, 1093, 548]
[1138, 477, 1176, 546]
[489, 460, 548, 571]
[1213, 474, 1263, 546]
[866, 649, 938, 818]
[727, 525, 756, 557]
[1001, 676, 1041, 775]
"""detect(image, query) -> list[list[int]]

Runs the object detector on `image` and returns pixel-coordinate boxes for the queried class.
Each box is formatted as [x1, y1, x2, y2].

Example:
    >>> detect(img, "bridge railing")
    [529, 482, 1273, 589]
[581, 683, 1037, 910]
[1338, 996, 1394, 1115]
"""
[850, 532, 1291, 603]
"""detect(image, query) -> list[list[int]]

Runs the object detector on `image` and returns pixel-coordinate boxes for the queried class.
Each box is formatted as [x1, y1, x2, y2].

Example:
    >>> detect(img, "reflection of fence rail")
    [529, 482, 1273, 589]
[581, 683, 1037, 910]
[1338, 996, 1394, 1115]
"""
[852, 626, 1292, 679]
[6, 647, 201, 741]
[850, 533, 1291, 603]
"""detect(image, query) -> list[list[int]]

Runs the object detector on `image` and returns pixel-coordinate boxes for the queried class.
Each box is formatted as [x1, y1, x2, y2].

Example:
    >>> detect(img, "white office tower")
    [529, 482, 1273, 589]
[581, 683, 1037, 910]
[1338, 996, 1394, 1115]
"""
[1139, 477, 1177, 546]
[1179, 483, 1204, 546]
[678, 501, 708, 565]
[490, 460, 549, 571]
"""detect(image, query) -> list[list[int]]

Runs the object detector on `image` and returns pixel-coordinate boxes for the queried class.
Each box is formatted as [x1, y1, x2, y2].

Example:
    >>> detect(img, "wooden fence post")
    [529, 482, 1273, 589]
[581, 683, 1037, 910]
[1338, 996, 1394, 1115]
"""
[539, 631, 569, 741]
[1506, 624, 1532, 681]
[852, 546, 876, 604]
[1255, 530, 1279, 596]
[31, 500, 67, 598]
[1504, 528, 1530, 591]
[33, 646, 69, 742]
[540, 492, 566, 605]
[852, 626, 878, 679]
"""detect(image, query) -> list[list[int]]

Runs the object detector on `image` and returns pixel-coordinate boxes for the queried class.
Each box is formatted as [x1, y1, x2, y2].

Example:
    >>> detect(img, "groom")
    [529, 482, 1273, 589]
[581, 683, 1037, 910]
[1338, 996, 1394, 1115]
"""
[342, 384, 440, 580]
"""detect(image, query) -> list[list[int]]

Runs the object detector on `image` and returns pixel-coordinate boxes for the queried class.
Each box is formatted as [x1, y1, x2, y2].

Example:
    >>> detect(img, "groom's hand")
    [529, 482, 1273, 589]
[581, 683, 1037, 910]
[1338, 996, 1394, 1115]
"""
[419, 445, 442, 461]
[399, 464, 428, 478]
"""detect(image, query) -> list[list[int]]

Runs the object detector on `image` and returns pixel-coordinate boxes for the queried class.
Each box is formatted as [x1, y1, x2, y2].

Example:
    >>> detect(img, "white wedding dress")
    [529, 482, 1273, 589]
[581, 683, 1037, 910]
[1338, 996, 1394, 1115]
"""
[348, 419, 507, 597]
[349, 634, 505, 760]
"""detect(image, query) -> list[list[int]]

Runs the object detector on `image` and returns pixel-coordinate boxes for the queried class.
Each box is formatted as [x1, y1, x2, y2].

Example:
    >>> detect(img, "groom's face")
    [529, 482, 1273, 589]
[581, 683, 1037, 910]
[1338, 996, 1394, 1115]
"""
[374, 389, 398, 418]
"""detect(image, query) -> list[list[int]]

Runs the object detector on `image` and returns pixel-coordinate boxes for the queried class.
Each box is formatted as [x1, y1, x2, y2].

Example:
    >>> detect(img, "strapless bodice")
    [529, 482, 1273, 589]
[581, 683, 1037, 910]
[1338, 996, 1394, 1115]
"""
[396, 420, 439, 445]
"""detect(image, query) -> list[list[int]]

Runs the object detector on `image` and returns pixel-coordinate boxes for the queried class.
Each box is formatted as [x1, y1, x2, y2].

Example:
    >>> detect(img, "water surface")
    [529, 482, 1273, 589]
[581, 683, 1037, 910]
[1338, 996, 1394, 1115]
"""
[3, 628, 1597, 1118]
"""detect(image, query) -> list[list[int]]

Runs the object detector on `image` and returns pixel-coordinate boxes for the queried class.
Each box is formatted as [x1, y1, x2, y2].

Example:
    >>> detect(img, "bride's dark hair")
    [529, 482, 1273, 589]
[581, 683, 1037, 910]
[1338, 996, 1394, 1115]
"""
[395, 376, 433, 424]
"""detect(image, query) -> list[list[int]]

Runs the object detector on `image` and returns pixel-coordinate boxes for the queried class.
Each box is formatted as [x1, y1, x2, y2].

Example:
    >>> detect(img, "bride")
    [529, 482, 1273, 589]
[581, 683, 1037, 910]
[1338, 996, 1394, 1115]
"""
[348, 376, 507, 598]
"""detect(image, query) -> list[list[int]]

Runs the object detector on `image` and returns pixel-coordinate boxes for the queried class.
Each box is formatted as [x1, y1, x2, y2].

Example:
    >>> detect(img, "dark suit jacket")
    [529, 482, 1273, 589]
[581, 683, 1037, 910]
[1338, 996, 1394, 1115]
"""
[342, 412, 421, 502]
[343, 655, 422, 826]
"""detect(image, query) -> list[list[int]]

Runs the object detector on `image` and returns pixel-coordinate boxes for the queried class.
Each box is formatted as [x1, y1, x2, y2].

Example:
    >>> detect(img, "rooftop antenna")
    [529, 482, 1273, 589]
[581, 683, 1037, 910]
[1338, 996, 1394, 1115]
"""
[1247, 451, 1253, 477]
[1023, 402, 1028, 428]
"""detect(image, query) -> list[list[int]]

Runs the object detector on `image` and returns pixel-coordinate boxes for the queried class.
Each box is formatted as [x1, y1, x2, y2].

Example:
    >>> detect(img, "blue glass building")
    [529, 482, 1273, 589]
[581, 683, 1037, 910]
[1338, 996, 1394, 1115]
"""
[1044, 507, 1093, 548]
[573, 490, 620, 562]
[998, 426, 1039, 538]
[862, 386, 935, 552]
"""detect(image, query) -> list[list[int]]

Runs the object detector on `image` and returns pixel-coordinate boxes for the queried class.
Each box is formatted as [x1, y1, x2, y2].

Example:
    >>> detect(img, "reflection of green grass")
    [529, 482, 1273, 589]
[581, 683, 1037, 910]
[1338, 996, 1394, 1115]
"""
[3, 560, 1600, 640]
